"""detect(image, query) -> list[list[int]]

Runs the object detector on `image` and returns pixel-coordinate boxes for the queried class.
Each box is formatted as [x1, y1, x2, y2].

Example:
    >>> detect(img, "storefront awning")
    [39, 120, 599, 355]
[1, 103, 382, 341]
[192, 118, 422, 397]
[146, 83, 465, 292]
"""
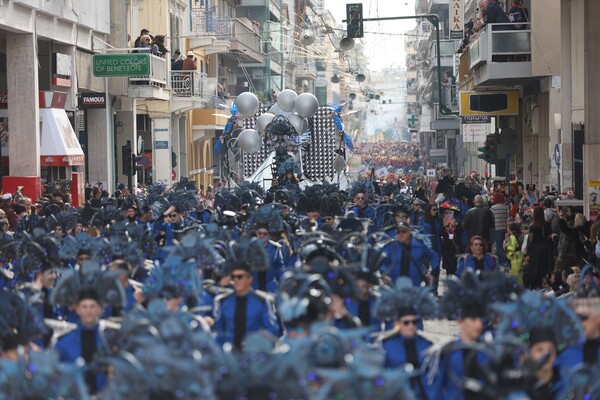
[39, 108, 85, 167]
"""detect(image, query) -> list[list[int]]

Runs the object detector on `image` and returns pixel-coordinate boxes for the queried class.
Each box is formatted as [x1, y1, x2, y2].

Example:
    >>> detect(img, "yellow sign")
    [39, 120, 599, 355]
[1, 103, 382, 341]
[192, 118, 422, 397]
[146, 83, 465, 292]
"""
[459, 90, 519, 116]
[589, 180, 600, 220]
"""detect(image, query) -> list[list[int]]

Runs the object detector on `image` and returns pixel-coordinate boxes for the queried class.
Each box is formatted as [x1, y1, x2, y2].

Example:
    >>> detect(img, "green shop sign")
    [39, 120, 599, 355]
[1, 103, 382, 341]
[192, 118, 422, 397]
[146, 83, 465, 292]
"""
[93, 54, 150, 77]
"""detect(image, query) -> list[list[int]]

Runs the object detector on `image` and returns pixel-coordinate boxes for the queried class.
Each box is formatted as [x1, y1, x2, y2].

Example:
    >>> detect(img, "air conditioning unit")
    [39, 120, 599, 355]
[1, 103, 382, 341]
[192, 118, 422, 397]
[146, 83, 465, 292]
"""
[218, 67, 228, 77]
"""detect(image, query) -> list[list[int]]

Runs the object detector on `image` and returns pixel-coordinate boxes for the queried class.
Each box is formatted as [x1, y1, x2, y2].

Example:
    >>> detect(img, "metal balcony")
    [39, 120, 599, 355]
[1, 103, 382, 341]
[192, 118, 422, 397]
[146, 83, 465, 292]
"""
[128, 53, 169, 100]
[190, 7, 231, 53]
[459, 23, 533, 87]
[429, 39, 456, 68]
[230, 19, 264, 63]
[171, 71, 207, 99]
[171, 71, 209, 113]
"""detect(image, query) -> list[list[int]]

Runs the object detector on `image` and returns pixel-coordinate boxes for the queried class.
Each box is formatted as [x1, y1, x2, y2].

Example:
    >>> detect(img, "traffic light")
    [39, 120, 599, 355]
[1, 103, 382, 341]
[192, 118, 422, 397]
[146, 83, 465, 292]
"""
[477, 134, 497, 163]
[122, 142, 133, 176]
[346, 3, 364, 38]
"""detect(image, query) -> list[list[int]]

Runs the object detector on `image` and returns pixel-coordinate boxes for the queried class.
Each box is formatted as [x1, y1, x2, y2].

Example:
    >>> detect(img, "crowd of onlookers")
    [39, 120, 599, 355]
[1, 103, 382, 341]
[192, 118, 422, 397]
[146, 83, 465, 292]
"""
[352, 141, 428, 172]
[458, 0, 530, 55]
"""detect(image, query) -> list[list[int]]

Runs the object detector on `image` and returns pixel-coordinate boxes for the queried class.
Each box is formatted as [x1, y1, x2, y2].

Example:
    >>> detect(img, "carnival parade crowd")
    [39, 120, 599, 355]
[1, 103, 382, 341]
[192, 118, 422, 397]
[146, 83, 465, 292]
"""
[352, 141, 427, 172]
[0, 168, 598, 400]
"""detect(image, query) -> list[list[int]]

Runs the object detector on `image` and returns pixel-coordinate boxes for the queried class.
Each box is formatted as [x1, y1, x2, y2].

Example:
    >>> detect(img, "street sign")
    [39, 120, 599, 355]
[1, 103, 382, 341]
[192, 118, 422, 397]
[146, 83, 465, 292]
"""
[429, 149, 447, 164]
[408, 114, 418, 126]
[449, 0, 464, 40]
[92, 54, 150, 77]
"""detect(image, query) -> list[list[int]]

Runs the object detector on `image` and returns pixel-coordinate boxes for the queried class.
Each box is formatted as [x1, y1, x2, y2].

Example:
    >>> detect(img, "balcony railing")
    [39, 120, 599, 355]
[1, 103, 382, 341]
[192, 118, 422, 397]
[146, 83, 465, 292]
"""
[171, 71, 208, 99]
[458, 23, 532, 86]
[231, 19, 263, 58]
[191, 7, 231, 39]
[129, 53, 168, 87]
[469, 23, 531, 69]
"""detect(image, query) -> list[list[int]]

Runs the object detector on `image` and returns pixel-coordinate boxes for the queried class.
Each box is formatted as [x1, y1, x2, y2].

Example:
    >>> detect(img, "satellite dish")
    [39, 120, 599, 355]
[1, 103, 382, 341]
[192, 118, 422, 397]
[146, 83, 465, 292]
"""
[137, 135, 144, 155]
[355, 73, 366, 82]
[331, 74, 340, 84]
[339, 37, 355, 51]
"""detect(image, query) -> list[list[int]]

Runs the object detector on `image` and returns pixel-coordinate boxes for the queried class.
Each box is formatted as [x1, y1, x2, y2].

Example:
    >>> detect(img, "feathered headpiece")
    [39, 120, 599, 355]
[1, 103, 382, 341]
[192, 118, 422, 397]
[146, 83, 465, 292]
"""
[51, 261, 126, 308]
[0, 351, 89, 400]
[349, 179, 375, 199]
[221, 238, 270, 274]
[439, 270, 488, 320]
[374, 277, 438, 321]
[0, 291, 47, 351]
[276, 271, 332, 325]
[493, 290, 584, 351]
[141, 254, 202, 300]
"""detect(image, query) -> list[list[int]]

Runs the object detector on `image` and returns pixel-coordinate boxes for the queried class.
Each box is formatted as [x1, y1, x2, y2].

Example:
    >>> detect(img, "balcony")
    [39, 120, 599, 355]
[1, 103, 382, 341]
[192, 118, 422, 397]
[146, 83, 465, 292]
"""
[230, 19, 264, 63]
[190, 7, 231, 54]
[431, 85, 460, 130]
[295, 62, 317, 80]
[128, 54, 169, 101]
[429, 40, 456, 69]
[459, 23, 533, 87]
[171, 71, 209, 113]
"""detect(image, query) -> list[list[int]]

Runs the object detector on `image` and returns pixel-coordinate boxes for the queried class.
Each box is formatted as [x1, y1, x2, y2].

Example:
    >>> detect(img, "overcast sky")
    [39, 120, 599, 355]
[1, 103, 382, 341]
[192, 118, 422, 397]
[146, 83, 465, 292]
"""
[322, 0, 417, 71]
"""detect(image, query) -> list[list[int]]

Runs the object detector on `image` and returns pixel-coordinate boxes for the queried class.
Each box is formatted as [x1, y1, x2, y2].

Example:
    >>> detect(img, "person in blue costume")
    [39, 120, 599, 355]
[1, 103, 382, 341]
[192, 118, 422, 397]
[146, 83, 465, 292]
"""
[456, 236, 499, 277]
[526, 327, 565, 399]
[214, 262, 281, 350]
[347, 190, 375, 223]
[104, 260, 137, 317]
[54, 288, 107, 395]
[373, 278, 438, 400]
[384, 205, 410, 237]
[428, 302, 488, 400]
[347, 271, 382, 331]
[409, 198, 425, 226]
[419, 203, 443, 295]
[324, 267, 361, 330]
[381, 222, 436, 287]
[252, 226, 285, 293]
[190, 200, 213, 224]
[557, 296, 600, 370]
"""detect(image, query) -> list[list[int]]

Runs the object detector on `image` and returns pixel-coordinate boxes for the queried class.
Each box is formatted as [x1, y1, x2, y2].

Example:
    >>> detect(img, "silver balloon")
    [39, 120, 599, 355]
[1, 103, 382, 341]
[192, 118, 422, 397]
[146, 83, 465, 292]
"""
[289, 113, 308, 134]
[294, 93, 319, 118]
[300, 29, 316, 46]
[256, 112, 275, 133]
[268, 103, 292, 118]
[236, 92, 260, 116]
[277, 89, 298, 112]
[237, 129, 262, 153]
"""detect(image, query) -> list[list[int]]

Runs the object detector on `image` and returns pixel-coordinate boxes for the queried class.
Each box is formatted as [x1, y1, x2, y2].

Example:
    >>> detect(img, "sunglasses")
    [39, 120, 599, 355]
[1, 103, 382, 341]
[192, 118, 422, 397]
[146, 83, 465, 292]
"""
[577, 314, 589, 321]
[356, 197, 365, 200]
[231, 274, 249, 280]
[396, 229, 410, 234]
[401, 319, 419, 326]
[169, 213, 178, 218]
[431, 209, 438, 212]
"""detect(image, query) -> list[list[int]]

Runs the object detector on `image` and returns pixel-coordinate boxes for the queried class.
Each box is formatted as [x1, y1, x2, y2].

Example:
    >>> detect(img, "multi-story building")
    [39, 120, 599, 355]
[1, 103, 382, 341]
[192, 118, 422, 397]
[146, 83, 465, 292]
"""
[457, 0, 560, 188]
[0, 0, 112, 202]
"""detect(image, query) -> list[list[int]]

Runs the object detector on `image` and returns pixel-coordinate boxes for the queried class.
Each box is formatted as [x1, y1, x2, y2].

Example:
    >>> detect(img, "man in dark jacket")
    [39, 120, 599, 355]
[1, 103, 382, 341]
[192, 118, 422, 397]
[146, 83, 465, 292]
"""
[463, 195, 495, 244]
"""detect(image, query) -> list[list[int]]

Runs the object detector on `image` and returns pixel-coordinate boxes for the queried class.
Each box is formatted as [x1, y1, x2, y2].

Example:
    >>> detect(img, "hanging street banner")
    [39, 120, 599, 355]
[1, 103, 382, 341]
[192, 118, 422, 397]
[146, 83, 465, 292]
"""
[449, 0, 464, 40]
